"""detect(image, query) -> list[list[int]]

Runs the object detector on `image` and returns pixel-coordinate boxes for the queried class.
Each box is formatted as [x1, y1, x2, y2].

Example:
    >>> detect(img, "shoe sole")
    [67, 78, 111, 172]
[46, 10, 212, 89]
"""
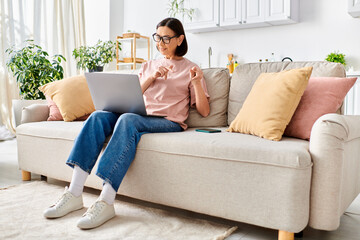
[44, 204, 84, 219]
[77, 212, 115, 230]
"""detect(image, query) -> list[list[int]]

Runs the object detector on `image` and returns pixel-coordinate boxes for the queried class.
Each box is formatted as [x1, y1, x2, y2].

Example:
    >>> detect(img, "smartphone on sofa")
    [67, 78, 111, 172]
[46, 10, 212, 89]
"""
[195, 128, 221, 133]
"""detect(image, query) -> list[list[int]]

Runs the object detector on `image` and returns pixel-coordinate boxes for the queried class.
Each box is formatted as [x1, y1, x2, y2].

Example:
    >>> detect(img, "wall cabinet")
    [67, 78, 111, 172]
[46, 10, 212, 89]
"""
[220, 0, 269, 30]
[265, 0, 299, 25]
[348, 0, 360, 17]
[184, 0, 299, 33]
[183, 0, 220, 33]
[242, 0, 267, 24]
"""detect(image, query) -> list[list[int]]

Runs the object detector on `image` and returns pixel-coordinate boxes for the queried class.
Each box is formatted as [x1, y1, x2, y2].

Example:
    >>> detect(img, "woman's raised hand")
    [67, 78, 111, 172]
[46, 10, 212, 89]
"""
[189, 66, 203, 85]
[152, 65, 174, 81]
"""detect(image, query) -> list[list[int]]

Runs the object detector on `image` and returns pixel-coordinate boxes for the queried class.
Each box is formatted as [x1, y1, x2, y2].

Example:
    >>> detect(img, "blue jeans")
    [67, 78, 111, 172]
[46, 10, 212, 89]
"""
[66, 111, 182, 191]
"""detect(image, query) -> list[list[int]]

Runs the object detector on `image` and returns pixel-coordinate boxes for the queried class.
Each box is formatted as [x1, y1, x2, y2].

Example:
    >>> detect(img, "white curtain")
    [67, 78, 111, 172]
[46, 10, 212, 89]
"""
[0, 0, 86, 135]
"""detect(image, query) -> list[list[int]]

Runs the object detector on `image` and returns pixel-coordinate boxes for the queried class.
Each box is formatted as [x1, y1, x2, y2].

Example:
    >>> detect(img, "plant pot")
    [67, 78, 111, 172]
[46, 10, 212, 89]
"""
[89, 66, 104, 72]
[12, 99, 47, 127]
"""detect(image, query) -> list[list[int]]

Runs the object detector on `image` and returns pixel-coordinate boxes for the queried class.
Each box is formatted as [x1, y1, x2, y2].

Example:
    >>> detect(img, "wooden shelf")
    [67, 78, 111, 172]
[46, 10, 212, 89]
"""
[116, 62, 143, 67]
[122, 58, 146, 63]
[116, 34, 150, 70]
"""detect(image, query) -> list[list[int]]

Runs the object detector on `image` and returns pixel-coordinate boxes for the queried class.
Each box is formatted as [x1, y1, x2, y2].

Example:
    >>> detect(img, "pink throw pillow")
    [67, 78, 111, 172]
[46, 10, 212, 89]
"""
[284, 77, 356, 140]
[45, 95, 89, 121]
[46, 95, 63, 121]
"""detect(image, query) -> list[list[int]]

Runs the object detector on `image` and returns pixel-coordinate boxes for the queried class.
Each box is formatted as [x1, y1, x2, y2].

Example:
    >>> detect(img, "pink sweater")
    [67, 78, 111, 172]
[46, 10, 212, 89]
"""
[139, 58, 209, 130]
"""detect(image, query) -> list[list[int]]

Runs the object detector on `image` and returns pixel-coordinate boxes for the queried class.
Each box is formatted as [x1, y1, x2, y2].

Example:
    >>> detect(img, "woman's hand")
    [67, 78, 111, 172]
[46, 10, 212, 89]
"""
[189, 66, 210, 117]
[152, 65, 174, 81]
[141, 65, 173, 94]
[189, 66, 203, 86]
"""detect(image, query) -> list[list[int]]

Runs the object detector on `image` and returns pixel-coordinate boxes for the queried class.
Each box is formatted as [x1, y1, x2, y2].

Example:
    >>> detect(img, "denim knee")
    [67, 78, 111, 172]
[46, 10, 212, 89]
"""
[88, 110, 112, 120]
[118, 113, 139, 122]
[116, 113, 140, 127]
[87, 111, 118, 124]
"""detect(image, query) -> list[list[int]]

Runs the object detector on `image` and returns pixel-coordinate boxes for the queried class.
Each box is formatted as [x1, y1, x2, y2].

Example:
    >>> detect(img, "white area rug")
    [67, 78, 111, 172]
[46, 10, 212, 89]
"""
[0, 181, 237, 240]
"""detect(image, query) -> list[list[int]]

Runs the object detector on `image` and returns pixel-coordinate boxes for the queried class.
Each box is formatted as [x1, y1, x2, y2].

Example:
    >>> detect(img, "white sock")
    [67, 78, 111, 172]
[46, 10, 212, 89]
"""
[68, 165, 89, 197]
[99, 182, 116, 205]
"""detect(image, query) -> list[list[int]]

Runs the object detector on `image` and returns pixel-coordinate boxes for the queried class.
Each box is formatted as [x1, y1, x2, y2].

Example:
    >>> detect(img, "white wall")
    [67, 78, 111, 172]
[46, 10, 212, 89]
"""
[85, 0, 125, 44]
[109, 0, 124, 41]
[84, 0, 111, 46]
[83, 0, 360, 70]
[84, 0, 125, 70]
[112, 0, 360, 70]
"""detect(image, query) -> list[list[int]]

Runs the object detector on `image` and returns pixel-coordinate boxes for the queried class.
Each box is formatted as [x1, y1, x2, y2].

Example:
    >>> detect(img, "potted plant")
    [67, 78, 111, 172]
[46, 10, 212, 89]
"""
[6, 40, 66, 126]
[325, 51, 346, 66]
[73, 40, 121, 72]
[168, 0, 195, 20]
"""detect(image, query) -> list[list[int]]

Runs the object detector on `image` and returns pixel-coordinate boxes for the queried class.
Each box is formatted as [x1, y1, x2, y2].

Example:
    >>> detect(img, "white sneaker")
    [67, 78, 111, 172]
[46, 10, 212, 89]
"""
[43, 186, 83, 219]
[77, 199, 115, 229]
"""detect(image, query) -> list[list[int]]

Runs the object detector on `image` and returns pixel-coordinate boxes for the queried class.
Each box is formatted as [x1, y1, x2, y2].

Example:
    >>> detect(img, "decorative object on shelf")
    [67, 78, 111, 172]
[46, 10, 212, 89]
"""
[270, 53, 275, 62]
[234, 61, 239, 69]
[73, 40, 120, 72]
[6, 40, 66, 100]
[226, 53, 234, 74]
[325, 51, 346, 66]
[168, 0, 195, 20]
[116, 33, 150, 70]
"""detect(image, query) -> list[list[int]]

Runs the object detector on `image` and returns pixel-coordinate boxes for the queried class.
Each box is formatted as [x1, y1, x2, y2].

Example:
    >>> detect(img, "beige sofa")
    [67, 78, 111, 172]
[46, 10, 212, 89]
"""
[16, 61, 360, 240]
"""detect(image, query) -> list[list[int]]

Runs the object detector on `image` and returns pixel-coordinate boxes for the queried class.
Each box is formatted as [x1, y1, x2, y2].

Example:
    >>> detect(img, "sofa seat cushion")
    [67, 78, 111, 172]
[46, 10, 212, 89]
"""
[17, 122, 312, 169]
[16, 121, 84, 141]
[140, 128, 311, 169]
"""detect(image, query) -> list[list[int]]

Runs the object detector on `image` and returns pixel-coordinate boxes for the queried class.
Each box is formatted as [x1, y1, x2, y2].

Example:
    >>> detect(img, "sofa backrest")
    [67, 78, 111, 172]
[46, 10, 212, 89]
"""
[227, 61, 346, 125]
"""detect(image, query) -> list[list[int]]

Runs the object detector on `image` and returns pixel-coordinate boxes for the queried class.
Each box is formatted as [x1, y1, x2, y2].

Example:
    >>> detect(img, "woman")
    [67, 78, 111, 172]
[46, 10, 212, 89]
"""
[43, 17, 210, 229]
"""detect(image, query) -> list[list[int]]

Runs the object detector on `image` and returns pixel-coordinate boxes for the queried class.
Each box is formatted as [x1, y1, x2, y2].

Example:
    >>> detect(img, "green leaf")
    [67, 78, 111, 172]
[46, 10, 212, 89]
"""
[72, 39, 118, 71]
[5, 39, 67, 100]
[325, 51, 346, 66]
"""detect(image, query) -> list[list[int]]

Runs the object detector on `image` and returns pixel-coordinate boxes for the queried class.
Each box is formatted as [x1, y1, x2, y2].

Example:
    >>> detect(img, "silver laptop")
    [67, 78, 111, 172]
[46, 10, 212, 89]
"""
[85, 72, 160, 116]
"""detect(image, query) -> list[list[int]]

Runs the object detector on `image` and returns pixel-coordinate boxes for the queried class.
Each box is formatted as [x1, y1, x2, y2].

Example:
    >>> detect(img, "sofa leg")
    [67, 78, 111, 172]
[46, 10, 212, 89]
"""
[22, 170, 31, 181]
[278, 230, 294, 240]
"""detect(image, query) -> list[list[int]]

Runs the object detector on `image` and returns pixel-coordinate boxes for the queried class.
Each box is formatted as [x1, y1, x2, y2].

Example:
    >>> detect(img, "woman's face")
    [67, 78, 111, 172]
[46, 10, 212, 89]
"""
[155, 26, 183, 58]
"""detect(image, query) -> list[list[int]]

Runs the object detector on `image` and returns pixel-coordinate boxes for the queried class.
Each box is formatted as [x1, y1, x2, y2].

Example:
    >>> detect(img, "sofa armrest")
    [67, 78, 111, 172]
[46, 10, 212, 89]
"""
[309, 113, 360, 230]
[20, 104, 49, 124]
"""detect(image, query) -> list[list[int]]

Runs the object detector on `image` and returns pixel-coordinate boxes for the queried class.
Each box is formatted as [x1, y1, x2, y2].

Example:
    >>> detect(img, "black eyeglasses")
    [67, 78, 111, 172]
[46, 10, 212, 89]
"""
[152, 33, 179, 44]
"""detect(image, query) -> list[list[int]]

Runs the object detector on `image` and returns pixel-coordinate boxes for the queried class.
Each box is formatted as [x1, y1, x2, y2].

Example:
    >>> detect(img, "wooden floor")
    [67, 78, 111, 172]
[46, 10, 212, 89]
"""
[1, 138, 360, 240]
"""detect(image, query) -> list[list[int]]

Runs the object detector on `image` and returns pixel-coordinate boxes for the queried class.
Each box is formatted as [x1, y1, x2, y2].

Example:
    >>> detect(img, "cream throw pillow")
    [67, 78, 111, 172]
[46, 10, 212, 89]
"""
[227, 67, 313, 141]
[39, 75, 95, 122]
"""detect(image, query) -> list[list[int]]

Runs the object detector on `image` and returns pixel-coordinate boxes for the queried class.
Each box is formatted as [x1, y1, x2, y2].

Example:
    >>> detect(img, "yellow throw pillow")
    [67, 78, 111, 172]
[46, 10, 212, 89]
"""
[39, 75, 95, 122]
[227, 67, 313, 141]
